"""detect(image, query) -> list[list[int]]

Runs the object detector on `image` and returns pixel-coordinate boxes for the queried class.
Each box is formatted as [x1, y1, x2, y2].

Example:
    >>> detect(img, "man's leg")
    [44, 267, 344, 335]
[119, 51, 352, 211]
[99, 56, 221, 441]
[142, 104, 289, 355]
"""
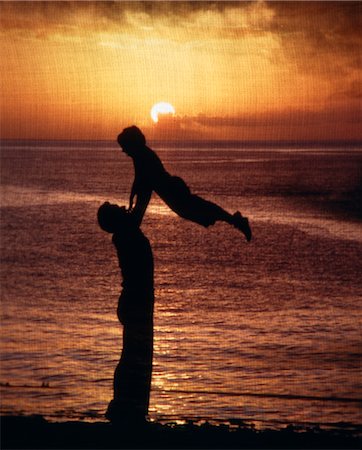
[108, 321, 153, 423]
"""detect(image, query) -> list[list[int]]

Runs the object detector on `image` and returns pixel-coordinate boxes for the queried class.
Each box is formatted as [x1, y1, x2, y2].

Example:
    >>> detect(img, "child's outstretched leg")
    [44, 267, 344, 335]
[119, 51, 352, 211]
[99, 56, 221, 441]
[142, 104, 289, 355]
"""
[169, 193, 252, 241]
[212, 207, 252, 242]
[231, 211, 252, 242]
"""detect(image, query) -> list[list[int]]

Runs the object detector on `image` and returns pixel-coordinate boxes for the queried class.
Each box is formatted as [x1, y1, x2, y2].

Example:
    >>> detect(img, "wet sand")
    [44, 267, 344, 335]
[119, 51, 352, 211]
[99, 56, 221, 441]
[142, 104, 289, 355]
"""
[1, 415, 361, 449]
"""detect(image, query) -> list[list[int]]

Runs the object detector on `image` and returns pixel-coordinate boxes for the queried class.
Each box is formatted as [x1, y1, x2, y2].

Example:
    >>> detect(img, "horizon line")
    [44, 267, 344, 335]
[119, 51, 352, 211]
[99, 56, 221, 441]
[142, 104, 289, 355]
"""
[1, 138, 361, 147]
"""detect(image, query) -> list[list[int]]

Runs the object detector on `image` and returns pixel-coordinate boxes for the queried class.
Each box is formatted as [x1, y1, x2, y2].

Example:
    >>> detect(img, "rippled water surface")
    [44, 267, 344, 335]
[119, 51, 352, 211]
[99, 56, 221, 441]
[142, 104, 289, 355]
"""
[1, 141, 361, 428]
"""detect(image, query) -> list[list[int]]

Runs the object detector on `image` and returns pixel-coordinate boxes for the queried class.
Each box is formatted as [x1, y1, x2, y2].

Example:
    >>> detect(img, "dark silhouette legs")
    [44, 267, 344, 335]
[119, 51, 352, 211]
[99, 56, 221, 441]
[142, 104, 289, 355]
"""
[112, 323, 153, 419]
[106, 294, 154, 425]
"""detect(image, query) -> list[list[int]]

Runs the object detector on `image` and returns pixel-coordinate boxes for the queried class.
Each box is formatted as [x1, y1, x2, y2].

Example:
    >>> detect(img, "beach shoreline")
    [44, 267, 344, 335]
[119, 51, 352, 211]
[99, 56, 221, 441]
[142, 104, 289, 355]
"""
[1, 415, 361, 449]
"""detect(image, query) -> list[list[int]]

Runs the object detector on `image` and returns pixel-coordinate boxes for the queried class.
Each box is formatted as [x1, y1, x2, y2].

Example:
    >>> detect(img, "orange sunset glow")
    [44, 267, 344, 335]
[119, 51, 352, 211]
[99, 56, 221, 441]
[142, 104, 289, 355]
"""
[0, 1, 361, 142]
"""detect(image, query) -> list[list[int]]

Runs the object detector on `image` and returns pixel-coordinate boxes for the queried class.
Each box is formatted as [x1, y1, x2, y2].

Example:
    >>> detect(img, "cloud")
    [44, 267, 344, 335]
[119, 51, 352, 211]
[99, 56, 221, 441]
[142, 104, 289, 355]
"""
[0, 1, 252, 32]
[2, 1, 360, 75]
[1, 1, 360, 65]
[145, 104, 362, 142]
[1, 1, 359, 37]
[266, 1, 362, 71]
[181, 106, 362, 128]
[329, 80, 362, 103]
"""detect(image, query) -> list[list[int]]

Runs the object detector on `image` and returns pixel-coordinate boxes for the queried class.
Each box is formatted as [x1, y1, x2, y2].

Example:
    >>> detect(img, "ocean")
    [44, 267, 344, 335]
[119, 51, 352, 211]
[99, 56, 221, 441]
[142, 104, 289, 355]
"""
[1, 140, 361, 430]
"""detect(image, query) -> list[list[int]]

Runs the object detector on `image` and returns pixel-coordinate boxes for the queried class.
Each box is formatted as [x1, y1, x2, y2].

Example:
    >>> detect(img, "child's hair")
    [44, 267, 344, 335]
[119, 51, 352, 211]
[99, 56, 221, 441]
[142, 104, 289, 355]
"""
[117, 126, 146, 148]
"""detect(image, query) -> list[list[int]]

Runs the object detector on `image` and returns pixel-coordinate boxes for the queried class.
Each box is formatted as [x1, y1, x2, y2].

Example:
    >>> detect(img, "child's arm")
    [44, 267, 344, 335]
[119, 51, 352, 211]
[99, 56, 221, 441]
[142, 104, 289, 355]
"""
[129, 146, 161, 223]
[128, 167, 152, 224]
[131, 186, 152, 226]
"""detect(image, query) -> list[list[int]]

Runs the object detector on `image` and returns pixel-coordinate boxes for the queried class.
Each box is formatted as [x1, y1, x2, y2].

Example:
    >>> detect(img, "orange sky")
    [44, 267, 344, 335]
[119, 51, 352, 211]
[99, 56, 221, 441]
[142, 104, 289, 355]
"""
[0, 1, 361, 141]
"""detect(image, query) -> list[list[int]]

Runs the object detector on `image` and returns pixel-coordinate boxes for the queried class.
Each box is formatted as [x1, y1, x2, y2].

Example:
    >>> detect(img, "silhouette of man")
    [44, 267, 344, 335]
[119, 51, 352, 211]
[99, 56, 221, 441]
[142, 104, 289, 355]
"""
[97, 202, 154, 426]
[117, 126, 252, 241]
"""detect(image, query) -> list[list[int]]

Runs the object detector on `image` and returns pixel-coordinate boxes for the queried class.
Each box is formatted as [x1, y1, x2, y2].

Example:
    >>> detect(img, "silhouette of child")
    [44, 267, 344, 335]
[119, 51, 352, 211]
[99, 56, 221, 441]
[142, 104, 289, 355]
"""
[98, 202, 154, 426]
[117, 126, 252, 241]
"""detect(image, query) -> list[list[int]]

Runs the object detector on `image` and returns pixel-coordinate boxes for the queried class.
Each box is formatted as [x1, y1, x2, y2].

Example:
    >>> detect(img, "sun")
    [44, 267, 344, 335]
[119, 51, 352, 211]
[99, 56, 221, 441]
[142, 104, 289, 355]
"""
[150, 102, 175, 123]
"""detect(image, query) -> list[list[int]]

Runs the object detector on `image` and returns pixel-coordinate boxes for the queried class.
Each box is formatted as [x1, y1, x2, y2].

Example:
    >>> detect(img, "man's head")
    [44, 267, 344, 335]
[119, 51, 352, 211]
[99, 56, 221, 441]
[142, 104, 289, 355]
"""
[97, 202, 130, 234]
[117, 126, 146, 155]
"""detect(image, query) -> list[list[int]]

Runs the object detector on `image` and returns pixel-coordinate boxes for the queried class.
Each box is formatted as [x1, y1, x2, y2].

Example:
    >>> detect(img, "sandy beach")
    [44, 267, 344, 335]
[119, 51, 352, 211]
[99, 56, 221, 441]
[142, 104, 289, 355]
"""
[1, 415, 361, 449]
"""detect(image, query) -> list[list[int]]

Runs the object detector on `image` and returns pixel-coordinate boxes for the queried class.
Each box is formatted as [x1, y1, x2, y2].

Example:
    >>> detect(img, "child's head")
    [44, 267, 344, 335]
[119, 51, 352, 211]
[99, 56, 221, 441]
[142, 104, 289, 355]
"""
[117, 126, 146, 154]
[97, 202, 129, 233]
